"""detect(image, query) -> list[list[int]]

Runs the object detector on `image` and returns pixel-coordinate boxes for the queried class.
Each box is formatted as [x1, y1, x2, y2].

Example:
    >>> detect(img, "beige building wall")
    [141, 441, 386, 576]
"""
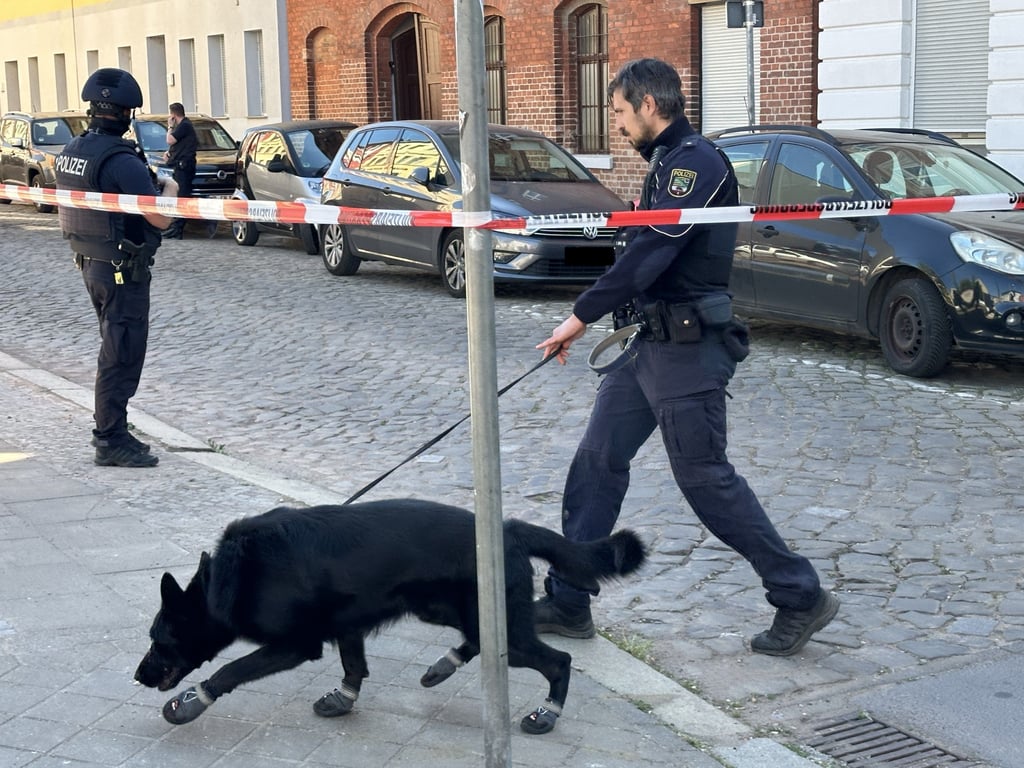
[0, 0, 288, 141]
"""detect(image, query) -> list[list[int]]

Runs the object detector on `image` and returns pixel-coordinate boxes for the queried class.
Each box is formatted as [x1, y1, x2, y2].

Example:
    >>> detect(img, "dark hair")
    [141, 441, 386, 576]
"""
[169, 103, 185, 117]
[607, 58, 686, 121]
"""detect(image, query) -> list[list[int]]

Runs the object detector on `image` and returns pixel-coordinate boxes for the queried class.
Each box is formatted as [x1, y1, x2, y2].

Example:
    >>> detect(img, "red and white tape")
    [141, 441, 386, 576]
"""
[3, 183, 1023, 230]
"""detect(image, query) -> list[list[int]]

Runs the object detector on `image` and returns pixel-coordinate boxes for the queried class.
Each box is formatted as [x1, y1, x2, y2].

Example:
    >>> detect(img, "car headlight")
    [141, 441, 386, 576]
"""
[492, 226, 532, 236]
[304, 178, 323, 196]
[950, 231, 1024, 276]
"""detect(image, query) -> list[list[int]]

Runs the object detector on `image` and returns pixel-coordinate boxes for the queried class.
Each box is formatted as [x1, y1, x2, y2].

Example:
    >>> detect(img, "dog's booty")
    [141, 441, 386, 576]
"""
[420, 648, 465, 688]
[163, 685, 213, 725]
[313, 684, 358, 717]
[520, 698, 561, 735]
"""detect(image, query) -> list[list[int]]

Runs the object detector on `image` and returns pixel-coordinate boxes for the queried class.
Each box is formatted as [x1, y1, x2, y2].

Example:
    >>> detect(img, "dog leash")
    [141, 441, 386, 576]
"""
[343, 349, 560, 505]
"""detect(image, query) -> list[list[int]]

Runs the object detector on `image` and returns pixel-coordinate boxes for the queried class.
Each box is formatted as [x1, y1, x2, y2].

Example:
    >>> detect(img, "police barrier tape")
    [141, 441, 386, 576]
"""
[2, 183, 1023, 231]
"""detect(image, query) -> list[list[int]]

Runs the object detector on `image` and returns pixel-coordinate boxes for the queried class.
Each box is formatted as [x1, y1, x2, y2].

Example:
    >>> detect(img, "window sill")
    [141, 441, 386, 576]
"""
[575, 154, 613, 170]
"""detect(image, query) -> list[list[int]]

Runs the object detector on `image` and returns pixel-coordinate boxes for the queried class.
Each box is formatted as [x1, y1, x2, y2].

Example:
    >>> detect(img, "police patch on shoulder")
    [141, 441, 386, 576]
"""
[668, 168, 697, 197]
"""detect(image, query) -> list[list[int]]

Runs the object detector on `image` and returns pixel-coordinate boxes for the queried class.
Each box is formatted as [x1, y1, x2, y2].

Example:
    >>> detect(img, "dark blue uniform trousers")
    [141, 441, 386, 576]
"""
[550, 336, 820, 611]
[82, 259, 150, 444]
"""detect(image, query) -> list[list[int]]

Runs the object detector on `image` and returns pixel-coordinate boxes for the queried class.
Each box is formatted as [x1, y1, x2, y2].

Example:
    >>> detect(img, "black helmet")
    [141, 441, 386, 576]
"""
[81, 67, 143, 109]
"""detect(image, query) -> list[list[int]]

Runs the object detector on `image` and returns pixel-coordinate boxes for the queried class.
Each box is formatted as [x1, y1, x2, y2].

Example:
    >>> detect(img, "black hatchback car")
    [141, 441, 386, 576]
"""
[319, 120, 627, 297]
[709, 125, 1024, 377]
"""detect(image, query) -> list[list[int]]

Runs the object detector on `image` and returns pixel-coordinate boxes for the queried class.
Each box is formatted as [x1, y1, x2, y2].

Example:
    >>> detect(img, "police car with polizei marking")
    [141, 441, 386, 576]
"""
[318, 120, 628, 298]
[709, 125, 1024, 377]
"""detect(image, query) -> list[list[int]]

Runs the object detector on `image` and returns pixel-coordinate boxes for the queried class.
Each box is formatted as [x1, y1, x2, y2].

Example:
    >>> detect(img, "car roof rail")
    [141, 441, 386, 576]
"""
[708, 124, 839, 144]
[864, 127, 959, 145]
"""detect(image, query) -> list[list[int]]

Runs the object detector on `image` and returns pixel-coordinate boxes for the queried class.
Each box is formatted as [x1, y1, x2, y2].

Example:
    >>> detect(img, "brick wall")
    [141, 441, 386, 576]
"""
[285, 0, 816, 200]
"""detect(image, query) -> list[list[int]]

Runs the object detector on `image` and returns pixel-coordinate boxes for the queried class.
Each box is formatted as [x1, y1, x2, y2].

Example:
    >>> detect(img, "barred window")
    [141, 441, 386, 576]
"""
[485, 16, 507, 125]
[575, 4, 608, 153]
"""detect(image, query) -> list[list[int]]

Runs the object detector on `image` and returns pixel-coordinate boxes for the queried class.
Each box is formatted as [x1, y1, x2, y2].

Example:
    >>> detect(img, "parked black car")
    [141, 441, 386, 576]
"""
[709, 125, 1024, 377]
[127, 114, 238, 198]
[319, 120, 628, 297]
[0, 111, 90, 212]
[233, 119, 356, 254]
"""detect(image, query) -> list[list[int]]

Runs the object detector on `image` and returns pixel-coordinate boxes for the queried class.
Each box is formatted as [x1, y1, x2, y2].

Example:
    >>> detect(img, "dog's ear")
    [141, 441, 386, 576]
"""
[160, 572, 185, 606]
[184, 551, 212, 593]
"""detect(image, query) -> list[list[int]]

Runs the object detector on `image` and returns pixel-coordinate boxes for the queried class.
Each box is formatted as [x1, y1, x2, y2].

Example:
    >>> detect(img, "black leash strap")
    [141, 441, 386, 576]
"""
[343, 350, 559, 504]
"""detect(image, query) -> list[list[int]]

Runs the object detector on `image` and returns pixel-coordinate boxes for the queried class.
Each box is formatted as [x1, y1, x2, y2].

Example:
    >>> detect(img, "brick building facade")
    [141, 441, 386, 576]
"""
[285, 0, 818, 199]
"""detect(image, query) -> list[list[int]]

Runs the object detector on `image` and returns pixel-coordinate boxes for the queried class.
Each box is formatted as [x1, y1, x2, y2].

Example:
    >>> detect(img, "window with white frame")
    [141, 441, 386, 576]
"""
[208, 34, 227, 117]
[147, 36, 168, 112]
[54, 54, 68, 111]
[244, 29, 266, 117]
[179, 39, 197, 113]
[28, 57, 39, 111]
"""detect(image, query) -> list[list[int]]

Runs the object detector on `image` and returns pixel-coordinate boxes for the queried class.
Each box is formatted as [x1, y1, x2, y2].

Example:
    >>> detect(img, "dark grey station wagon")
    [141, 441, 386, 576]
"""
[318, 120, 627, 297]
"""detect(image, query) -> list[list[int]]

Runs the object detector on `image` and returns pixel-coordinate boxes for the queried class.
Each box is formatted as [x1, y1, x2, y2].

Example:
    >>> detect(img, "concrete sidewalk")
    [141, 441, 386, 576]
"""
[0, 351, 830, 767]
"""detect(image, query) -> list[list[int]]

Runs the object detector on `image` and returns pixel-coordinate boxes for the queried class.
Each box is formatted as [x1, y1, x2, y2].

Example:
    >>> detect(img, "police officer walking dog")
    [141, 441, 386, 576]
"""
[56, 68, 179, 468]
[535, 58, 839, 656]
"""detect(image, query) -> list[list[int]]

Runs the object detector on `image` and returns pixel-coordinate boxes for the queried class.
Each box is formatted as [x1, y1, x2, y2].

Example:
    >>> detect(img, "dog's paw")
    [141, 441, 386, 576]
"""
[420, 653, 461, 688]
[313, 687, 357, 717]
[162, 686, 211, 725]
[519, 699, 561, 735]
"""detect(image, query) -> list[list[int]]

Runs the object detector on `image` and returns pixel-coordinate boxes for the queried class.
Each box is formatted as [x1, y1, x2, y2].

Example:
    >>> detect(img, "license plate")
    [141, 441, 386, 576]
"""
[565, 246, 614, 267]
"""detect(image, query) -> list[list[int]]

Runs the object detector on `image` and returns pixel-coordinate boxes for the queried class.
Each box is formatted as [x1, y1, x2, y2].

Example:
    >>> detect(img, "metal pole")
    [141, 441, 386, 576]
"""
[454, 1, 511, 766]
[744, 0, 755, 126]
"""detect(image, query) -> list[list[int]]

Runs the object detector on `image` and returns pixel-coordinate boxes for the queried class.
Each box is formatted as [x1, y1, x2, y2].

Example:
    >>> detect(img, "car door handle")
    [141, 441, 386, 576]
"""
[756, 225, 780, 238]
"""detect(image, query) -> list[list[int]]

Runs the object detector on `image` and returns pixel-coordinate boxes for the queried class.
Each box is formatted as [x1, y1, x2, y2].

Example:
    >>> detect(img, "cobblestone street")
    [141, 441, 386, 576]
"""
[3, 203, 1024, 765]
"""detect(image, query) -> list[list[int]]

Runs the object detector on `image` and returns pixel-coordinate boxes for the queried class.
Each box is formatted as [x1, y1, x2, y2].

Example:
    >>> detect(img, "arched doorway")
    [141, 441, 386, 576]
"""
[390, 14, 442, 120]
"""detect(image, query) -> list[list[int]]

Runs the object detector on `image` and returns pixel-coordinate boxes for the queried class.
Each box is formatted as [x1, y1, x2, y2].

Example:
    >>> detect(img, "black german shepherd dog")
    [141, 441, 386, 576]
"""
[134, 499, 645, 734]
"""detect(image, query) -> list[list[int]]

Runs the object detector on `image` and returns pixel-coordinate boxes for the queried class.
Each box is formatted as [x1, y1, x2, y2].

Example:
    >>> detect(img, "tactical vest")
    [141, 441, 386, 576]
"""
[56, 131, 143, 260]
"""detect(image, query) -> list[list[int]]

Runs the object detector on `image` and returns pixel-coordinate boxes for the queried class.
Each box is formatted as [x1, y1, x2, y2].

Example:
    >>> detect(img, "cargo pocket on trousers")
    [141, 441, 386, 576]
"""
[657, 389, 729, 487]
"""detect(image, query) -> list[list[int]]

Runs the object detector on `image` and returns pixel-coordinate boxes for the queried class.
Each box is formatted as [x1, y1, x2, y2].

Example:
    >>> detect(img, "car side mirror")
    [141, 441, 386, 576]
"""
[9, 137, 25, 149]
[267, 159, 287, 173]
[410, 166, 432, 187]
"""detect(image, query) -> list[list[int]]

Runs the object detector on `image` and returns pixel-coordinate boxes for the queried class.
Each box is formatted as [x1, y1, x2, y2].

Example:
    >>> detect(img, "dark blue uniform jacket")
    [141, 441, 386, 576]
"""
[573, 116, 738, 324]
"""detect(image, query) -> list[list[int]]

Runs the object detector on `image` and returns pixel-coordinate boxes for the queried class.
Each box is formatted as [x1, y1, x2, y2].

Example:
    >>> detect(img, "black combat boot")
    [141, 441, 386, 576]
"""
[750, 588, 839, 656]
[94, 440, 159, 468]
[533, 578, 595, 639]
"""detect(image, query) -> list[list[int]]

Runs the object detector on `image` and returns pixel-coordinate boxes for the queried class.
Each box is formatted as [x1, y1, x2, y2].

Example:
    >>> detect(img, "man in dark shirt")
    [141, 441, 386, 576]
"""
[161, 102, 197, 239]
[534, 58, 839, 657]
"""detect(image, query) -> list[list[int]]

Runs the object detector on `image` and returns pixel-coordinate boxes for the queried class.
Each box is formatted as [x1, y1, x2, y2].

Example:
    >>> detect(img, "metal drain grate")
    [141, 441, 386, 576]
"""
[807, 713, 979, 767]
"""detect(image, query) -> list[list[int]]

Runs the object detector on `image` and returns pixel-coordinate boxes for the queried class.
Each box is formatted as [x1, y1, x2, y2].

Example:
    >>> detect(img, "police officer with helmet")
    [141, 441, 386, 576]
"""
[535, 58, 839, 658]
[56, 67, 180, 467]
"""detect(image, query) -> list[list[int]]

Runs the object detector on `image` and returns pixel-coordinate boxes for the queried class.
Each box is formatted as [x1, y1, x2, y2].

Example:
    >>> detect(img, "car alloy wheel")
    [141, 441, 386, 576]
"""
[879, 277, 952, 378]
[232, 220, 259, 246]
[321, 223, 361, 276]
[440, 231, 467, 298]
[31, 175, 55, 214]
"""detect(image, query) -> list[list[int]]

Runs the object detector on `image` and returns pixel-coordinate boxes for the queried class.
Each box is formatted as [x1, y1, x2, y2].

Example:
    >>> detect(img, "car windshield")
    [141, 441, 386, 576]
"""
[440, 131, 593, 182]
[134, 119, 236, 152]
[286, 127, 349, 176]
[848, 142, 1024, 198]
[31, 116, 91, 145]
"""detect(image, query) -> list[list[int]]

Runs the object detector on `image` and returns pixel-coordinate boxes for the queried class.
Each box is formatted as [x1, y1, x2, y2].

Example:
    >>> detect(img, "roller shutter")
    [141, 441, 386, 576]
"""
[701, 2, 760, 132]
[913, 0, 988, 132]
